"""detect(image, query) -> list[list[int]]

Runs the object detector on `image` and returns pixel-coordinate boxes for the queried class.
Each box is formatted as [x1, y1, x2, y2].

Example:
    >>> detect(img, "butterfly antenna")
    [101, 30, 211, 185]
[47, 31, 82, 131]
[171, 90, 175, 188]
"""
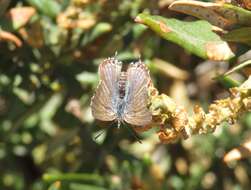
[124, 124, 142, 144]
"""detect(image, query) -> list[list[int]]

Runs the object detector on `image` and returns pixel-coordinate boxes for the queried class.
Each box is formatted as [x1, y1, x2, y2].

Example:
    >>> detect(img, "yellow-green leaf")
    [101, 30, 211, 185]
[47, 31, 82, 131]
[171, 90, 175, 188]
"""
[135, 13, 234, 60]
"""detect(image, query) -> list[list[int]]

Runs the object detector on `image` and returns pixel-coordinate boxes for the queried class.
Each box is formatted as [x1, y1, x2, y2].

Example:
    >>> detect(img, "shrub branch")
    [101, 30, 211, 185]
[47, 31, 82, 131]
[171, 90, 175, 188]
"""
[146, 77, 251, 143]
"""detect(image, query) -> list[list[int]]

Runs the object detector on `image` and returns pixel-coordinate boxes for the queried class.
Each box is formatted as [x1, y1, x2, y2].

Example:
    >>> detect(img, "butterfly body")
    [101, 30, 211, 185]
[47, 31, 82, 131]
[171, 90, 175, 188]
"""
[118, 72, 127, 98]
[91, 57, 152, 127]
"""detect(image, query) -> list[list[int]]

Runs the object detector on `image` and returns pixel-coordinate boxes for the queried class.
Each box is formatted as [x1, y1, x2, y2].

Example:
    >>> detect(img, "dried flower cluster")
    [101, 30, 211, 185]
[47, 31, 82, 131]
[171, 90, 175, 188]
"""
[57, 0, 96, 29]
[148, 77, 251, 143]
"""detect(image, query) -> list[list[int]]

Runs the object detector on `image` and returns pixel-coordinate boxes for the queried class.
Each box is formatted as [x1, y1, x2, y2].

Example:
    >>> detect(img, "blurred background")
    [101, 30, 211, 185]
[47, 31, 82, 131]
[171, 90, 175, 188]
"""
[0, 0, 251, 190]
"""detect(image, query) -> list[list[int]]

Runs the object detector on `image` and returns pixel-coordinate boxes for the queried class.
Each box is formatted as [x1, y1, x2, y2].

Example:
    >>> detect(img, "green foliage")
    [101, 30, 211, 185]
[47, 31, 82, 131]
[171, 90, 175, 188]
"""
[135, 13, 234, 60]
[27, 0, 61, 18]
[169, 0, 251, 29]
[223, 27, 251, 45]
[0, 0, 250, 190]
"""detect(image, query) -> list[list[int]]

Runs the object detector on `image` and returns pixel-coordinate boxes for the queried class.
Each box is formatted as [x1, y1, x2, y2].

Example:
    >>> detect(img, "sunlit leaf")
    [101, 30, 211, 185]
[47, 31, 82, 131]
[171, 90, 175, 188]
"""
[76, 72, 98, 86]
[81, 23, 112, 46]
[57, 10, 96, 30]
[152, 58, 190, 80]
[224, 138, 251, 162]
[48, 181, 61, 190]
[6, 7, 36, 30]
[39, 93, 63, 135]
[135, 13, 234, 60]
[89, 23, 112, 42]
[43, 173, 104, 185]
[0, 30, 22, 46]
[0, 7, 35, 31]
[169, 0, 251, 29]
[13, 87, 34, 105]
[27, 0, 61, 18]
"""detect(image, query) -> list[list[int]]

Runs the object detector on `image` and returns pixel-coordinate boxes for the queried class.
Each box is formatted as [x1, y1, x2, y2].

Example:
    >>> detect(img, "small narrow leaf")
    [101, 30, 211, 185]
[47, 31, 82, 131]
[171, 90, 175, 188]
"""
[135, 13, 234, 60]
[6, 7, 36, 30]
[81, 23, 112, 47]
[152, 58, 190, 80]
[0, 30, 22, 46]
[216, 75, 241, 88]
[43, 173, 104, 185]
[27, 0, 61, 18]
[224, 139, 251, 162]
[223, 27, 251, 46]
[48, 181, 61, 190]
[76, 72, 98, 86]
[224, 60, 251, 76]
[69, 183, 107, 190]
[0, 7, 36, 31]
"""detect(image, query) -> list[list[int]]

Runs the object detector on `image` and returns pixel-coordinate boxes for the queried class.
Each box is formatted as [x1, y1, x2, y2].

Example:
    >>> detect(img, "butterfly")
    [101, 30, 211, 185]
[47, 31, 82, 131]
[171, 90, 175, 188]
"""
[91, 56, 152, 127]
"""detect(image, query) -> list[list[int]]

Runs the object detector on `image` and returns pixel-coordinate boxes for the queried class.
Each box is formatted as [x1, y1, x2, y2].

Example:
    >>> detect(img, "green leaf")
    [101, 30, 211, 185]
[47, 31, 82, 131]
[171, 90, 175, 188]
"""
[69, 183, 107, 190]
[88, 23, 112, 42]
[48, 181, 61, 190]
[215, 60, 251, 88]
[13, 87, 34, 105]
[215, 75, 241, 88]
[135, 13, 234, 60]
[223, 27, 251, 46]
[27, 0, 61, 18]
[81, 23, 112, 46]
[76, 72, 98, 86]
[43, 173, 104, 185]
[169, 0, 251, 29]
[0, 7, 36, 31]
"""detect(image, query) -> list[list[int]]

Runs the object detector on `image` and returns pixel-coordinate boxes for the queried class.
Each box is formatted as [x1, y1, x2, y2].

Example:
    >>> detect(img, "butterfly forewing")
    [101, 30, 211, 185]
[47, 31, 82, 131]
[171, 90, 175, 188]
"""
[91, 57, 122, 121]
[123, 61, 152, 126]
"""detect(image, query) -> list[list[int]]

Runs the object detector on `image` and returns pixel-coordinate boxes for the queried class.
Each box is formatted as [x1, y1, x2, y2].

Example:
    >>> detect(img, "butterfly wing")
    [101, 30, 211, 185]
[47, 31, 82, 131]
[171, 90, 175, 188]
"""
[123, 61, 152, 126]
[91, 57, 121, 121]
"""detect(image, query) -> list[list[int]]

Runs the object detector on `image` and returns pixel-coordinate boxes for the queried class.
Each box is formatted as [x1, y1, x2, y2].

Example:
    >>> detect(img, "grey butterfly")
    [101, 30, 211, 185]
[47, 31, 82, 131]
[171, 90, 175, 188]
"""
[91, 56, 152, 127]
